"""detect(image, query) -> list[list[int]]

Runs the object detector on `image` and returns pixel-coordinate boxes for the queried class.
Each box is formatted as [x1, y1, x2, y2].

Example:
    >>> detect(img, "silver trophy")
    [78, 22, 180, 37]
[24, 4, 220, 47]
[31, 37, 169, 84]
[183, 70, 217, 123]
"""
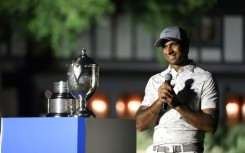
[46, 81, 76, 117]
[67, 48, 99, 117]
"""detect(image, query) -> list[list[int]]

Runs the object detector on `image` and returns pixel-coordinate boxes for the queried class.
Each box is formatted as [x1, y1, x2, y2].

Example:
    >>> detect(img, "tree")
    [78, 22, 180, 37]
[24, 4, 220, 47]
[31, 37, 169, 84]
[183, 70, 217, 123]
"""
[0, 0, 220, 58]
[0, 0, 115, 58]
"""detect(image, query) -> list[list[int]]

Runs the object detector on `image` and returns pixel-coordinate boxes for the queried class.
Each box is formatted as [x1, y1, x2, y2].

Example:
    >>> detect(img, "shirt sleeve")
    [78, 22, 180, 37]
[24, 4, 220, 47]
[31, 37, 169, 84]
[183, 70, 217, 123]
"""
[141, 77, 157, 107]
[201, 74, 219, 110]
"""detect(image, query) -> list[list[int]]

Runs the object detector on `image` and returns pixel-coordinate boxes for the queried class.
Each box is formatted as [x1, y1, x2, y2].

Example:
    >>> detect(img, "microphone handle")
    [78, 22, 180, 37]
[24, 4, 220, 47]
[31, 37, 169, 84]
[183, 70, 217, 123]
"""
[162, 80, 171, 111]
[162, 98, 168, 111]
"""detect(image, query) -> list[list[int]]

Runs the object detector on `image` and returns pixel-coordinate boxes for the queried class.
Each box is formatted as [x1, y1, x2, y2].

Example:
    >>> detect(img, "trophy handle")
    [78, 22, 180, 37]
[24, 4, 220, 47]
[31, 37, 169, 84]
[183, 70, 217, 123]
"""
[86, 64, 99, 100]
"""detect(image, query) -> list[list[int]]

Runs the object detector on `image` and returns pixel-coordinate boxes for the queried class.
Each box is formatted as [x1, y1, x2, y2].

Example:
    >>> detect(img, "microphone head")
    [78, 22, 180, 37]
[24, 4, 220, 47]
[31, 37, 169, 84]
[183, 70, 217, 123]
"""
[165, 73, 172, 82]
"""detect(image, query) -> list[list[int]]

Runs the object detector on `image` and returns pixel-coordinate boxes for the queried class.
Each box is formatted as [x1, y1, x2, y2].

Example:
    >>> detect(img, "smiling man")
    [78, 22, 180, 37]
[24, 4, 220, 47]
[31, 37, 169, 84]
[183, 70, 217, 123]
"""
[135, 26, 219, 153]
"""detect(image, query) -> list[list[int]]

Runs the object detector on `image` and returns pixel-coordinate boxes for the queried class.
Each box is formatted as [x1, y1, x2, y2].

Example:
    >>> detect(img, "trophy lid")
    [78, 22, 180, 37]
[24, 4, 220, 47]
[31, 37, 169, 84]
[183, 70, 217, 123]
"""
[73, 48, 98, 66]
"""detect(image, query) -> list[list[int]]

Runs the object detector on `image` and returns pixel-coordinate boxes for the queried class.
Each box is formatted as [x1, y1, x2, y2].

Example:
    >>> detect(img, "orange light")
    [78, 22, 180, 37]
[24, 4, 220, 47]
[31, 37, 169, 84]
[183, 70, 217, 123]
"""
[127, 100, 141, 117]
[226, 95, 241, 125]
[242, 103, 245, 120]
[126, 93, 142, 119]
[115, 93, 142, 118]
[226, 102, 239, 119]
[116, 100, 126, 117]
[89, 92, 109, 118]
[115, 94, 127, 118]
[242, 97, 245, 122]
[92, 100, 107, 113]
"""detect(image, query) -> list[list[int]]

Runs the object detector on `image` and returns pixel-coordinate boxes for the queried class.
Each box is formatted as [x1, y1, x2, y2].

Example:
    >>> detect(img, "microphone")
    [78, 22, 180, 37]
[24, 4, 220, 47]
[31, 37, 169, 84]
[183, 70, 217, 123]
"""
[162, 73, 172, 111]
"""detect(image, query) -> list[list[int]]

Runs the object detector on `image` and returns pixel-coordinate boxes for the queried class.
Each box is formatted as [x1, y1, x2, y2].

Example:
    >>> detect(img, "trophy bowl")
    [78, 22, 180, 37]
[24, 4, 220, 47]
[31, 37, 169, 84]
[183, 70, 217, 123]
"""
[67, 48, 99, 117]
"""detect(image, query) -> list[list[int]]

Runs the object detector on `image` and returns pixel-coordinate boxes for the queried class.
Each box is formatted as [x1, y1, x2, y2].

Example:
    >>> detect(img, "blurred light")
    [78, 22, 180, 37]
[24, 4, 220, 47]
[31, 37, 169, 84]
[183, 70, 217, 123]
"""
[127, 100, 141, 118]
[116, 100, 125, 117]
[242, 97, 245, 122]
[242, 103, 245, 120]
[226, 95, 241, 125]
[92, 100, 107, 113]
[226, 102, 239, 119]
[115, 93, 142, 119]
[127, 93, 142, 119]
[89, 92, 109, 118]
[115, 94, 127, 118]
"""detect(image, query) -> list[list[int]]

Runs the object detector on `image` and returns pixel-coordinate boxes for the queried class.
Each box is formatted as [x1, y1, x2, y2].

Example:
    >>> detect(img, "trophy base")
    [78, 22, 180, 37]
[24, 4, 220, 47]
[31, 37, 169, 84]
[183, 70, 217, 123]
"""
[46, 113, 70, 117]
[69, 108, 96, 118]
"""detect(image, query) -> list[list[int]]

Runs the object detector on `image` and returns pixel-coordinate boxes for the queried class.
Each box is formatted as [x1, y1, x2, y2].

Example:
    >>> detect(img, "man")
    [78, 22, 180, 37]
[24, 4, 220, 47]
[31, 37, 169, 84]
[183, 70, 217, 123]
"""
[135, 26, 219, 153]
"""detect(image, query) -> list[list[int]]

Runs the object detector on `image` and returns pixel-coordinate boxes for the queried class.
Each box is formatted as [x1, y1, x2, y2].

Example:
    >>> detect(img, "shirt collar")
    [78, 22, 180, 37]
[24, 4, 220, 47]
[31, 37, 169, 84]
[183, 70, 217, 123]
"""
[166, 60, 196, 74]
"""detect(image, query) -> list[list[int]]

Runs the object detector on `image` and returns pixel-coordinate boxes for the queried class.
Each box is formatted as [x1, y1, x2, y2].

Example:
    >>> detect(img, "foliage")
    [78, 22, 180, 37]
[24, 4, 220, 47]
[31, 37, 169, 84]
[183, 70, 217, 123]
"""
[0, 0, 220, 58]
[137, 124, 245, 153]
[123, 0, 220, 33]
[121, 0, 220, 66]
[137, 127, 154, 150]
[0, 0, 114, 58]
[205, 123, 245, 153]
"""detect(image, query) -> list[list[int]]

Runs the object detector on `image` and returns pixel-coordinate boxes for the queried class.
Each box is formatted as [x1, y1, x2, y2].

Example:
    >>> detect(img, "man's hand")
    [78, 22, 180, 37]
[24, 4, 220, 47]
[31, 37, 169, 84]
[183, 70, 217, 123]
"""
[158, 83, 180, 108]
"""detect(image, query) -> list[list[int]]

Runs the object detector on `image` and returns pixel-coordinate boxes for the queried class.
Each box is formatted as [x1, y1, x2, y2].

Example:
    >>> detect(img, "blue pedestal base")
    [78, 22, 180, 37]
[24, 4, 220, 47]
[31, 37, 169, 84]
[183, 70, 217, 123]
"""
[1, 117, 136, 153]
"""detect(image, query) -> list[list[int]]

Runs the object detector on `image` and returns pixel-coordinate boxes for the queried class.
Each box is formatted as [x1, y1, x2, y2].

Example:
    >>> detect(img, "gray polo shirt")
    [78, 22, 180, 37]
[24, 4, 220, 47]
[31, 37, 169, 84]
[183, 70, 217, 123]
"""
[141, 62, 219, 145]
